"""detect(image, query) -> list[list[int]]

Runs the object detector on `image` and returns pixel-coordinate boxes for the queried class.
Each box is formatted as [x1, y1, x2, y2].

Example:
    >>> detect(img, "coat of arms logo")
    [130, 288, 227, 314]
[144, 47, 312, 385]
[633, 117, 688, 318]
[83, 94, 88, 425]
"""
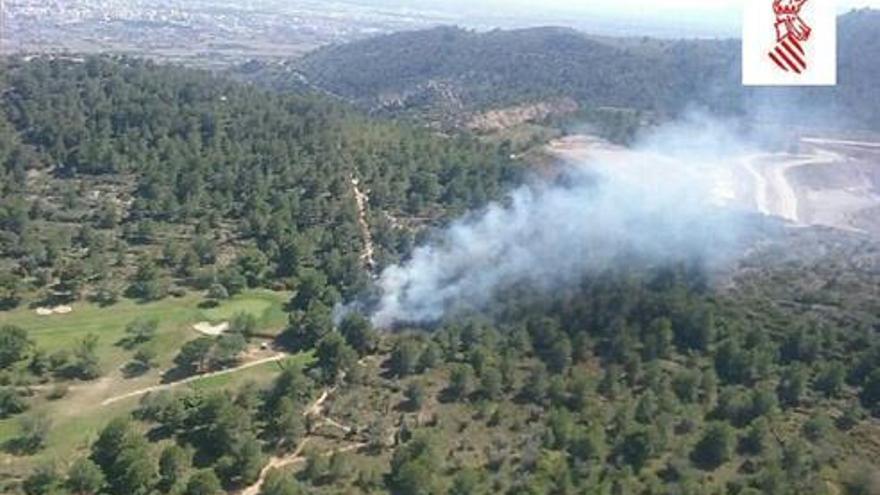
[768, 0, 811, 73]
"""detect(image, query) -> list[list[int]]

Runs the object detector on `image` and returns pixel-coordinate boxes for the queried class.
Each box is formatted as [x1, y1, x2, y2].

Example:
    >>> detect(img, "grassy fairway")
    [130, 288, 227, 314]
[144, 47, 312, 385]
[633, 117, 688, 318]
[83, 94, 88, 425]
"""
[0, 289, 293, 477]
[0, 289, 290, 372]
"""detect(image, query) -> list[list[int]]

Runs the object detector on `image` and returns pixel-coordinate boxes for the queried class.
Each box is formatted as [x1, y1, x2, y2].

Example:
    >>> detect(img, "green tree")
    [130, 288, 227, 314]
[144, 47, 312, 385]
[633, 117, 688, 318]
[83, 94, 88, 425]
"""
[0, 387, 28, 418]
[259, 469, 303, 495]
[17, 411, 52, 453]
[405, 381, 427, 411]
[389, 433, 442, 495]
[692, 422, 735, 470]
[778, 365, 808, 408]
[741, 416, 771, 455]
[479, 366, 503, 401]
[72, 333, 102, 379]
[859, 368, 880, 413]
[268, 397, 305, 452]
[447, 364, 473, 402]
[339, 313, 378, 356]
[0, 324, 31, 369]
[185, 470, 222, 495]
[174, 337, 215, 373]
[108, 438, 157, 495]
[815, 361, 845, 398]
[285, 302, 332, 351]
[545, 336, 572, 374]
[129, 256, 166, 301]
[158, 444, 191, 491]
[0, 270, 21, 308]
[229, 312, 257, 339]
[449, 468, 485, 495]
[219, 433, 265, 486]
[66, 458, 105, 495]
[22, 463, 61, 495]
[207, 283, 229, 301]
[315, 332, 357, 383]
[619, 429, 655, 472]
[523, 365, 549, 405]
[391, 340, 421, 377]
[802, 413, 833, 443]
[213, 332, 247, 368]
[124, 318, 159, 347]
[290, 269, 330, 311]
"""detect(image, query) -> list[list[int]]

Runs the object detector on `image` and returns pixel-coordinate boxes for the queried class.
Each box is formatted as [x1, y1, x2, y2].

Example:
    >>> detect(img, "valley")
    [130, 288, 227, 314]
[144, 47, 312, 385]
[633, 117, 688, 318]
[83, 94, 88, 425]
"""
[2, 6, 880, 495]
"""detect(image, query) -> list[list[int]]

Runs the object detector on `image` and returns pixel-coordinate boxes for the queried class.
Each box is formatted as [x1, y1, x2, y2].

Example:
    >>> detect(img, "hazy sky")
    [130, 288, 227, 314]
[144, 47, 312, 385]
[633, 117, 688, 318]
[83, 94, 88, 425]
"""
[412, 0, 880, 37]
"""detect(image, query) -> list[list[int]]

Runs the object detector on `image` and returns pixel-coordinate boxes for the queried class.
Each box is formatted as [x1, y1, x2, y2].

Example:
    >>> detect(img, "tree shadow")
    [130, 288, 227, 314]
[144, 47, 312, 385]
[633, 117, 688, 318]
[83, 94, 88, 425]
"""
[0, 298, 20, 311]
[122, 361, 151, 379]
[160, 366, 196, 384]
[2, 436, 42, 456]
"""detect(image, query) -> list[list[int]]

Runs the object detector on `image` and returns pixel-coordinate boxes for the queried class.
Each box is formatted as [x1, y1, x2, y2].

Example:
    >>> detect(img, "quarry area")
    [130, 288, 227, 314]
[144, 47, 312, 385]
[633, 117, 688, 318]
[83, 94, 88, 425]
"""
[548, 133, 880, 236]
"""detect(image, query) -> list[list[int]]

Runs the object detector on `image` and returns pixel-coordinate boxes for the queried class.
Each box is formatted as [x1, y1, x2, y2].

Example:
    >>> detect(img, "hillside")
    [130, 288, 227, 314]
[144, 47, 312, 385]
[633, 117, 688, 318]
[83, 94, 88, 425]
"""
[2, 38, 880, 495]
[243, 10, 880, 131]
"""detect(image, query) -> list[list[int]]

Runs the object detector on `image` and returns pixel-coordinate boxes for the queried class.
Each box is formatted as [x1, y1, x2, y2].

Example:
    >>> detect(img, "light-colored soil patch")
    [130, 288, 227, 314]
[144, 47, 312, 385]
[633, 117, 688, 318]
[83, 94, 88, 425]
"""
[547, 133, 880, 235]
[192, 320, 229, 336]
[351, 176, 376, 272]
[35, 305, 73, 316]
[239, 386, 362, 495]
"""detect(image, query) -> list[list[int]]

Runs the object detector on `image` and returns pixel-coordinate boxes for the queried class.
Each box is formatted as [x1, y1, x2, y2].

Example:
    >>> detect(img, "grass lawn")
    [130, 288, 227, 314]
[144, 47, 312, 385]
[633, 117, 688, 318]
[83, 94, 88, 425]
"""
[189, 352, 314, 392]
[0, 289, 290, 373]
[201, 291, 289, 337]
[0, 289, 293, 477]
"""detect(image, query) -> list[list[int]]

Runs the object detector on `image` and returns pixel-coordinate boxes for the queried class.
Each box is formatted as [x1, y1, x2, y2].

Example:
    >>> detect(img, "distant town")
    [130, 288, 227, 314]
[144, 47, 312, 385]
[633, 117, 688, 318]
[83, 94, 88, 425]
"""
[1, 0, 455, 68]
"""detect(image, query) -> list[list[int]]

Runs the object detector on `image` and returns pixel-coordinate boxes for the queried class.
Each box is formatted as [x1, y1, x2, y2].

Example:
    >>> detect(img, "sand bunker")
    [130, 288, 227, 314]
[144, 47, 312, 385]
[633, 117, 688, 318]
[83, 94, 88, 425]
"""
[193, 321, 229, 336]
[35, 305, 73, 316]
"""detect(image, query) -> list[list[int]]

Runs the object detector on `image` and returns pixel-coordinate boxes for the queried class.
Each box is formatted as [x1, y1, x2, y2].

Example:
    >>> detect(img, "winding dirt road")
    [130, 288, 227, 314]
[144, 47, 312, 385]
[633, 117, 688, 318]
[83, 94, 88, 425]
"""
[739, 148, 843, 224]
[351, 176, 376, 272]
[239, 386, 362, 495]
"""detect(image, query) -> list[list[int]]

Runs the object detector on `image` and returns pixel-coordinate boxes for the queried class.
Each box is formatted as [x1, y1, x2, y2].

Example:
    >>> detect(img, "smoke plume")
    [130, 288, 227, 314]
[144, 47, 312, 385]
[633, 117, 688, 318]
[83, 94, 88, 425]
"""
[368, 115, 757, 328]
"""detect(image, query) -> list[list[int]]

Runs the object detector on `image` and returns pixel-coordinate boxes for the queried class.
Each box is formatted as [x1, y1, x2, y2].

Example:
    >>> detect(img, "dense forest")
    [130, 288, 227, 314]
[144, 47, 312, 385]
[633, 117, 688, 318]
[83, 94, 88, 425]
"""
[242, 10, 880, 131]
[1, 53, 879, 495]
[0, 55, 522, 309]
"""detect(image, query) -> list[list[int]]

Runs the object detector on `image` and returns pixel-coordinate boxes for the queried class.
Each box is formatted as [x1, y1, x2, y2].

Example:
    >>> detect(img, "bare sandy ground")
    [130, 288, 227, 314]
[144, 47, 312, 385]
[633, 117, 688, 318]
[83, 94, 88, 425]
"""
[35, 305, 73, 316]
[351, 176, 376, 272]
[547, 134, 880, 235]
[192, 321, 229, 336]
[239, 386, 366, 495]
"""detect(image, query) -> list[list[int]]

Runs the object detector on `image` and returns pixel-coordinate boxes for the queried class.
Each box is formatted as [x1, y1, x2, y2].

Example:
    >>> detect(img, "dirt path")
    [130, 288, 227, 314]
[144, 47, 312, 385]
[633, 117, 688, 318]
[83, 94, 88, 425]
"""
[801, 137, 880, 148]
[769, 157, 801, 223]
[239, 386, 360, 495]
[305, 387, 334, 417]
[351, 176, 376, 272]
[739, 149, 842, 224]
[741, 155, 770, 216]
[100, 352, 289, 406]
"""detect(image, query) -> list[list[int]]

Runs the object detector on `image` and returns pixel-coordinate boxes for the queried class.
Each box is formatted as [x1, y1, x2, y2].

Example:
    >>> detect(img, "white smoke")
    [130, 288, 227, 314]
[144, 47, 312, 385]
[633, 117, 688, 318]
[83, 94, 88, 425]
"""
[368, 115, 758, 328]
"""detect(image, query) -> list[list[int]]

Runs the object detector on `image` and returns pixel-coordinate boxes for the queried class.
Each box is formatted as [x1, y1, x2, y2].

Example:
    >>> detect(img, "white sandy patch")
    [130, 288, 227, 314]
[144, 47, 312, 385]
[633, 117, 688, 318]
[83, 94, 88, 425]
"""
[192, 321, 229, 336]
[548, 133, 880, 234]
[35, 305, 73, 316]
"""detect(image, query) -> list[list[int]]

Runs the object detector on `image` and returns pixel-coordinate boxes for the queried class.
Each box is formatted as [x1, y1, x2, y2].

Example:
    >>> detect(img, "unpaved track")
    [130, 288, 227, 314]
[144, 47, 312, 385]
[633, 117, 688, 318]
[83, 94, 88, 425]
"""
[239, 386, 360, 495]
[801, 137, 880, 148]
[739, 148, 842, 224]
[351, 176, 376, 272]
[101, 353, 289, 406]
